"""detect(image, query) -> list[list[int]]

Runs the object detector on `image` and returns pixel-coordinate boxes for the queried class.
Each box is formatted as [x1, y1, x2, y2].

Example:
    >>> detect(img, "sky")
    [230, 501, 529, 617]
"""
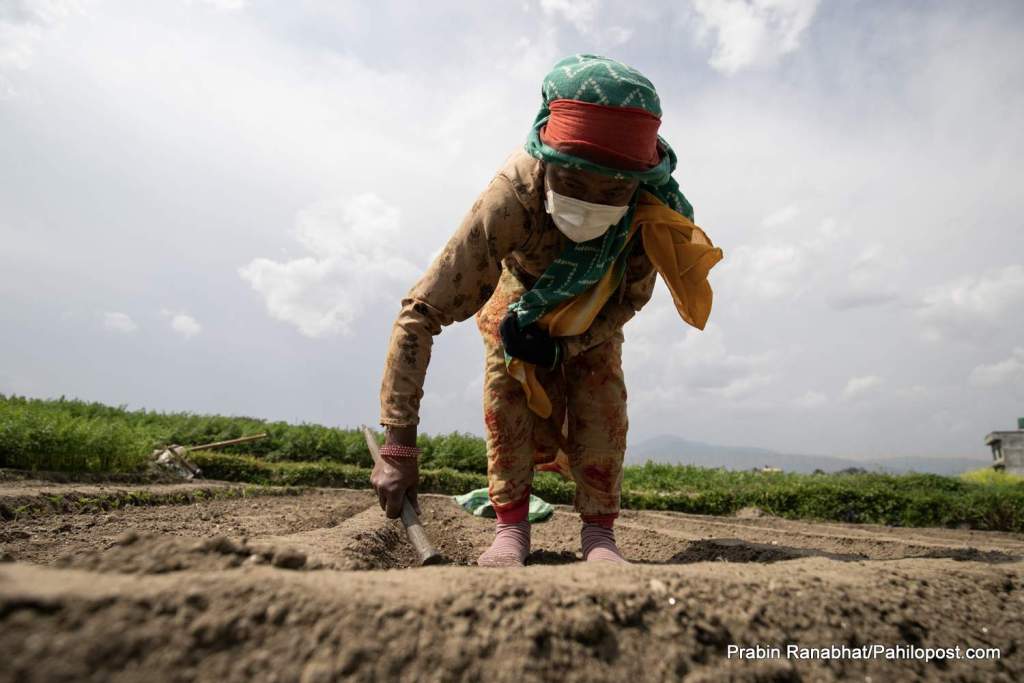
[1, 0, 1022, 460]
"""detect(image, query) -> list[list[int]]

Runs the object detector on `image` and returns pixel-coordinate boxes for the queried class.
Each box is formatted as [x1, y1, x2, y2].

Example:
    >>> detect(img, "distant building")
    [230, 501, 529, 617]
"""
[985, 418, 1024, 475]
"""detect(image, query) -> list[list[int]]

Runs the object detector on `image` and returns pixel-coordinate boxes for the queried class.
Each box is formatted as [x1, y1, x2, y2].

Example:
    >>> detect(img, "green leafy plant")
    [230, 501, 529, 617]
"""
[3, 393, 1022, 531]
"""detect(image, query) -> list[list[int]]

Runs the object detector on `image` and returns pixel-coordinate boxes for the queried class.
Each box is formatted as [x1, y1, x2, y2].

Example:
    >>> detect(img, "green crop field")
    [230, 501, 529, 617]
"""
[2, 393, 1023, 531]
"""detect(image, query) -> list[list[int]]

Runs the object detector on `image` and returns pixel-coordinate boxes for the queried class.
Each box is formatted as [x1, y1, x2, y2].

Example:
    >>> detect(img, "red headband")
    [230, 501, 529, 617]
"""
[539, 99, 662, 172]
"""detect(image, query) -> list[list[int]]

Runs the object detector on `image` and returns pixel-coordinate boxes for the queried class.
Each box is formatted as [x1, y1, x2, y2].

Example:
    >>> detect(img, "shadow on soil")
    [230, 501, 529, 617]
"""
[528, 539, 1020, 568]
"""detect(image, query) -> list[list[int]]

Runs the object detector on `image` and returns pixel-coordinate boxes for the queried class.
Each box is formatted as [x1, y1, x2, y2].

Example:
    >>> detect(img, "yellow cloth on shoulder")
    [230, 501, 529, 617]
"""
[507, 190, 724, 419]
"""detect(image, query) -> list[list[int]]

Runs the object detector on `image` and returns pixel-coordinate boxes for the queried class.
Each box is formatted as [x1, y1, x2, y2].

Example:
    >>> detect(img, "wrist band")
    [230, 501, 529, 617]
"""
[380, 443, 421, 459]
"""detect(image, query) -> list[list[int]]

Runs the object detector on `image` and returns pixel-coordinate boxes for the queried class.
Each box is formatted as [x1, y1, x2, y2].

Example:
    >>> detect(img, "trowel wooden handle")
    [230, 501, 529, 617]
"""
[185, 433, 269, 452]
[399, 500, 443, 565]
[361, 425, 444, 566]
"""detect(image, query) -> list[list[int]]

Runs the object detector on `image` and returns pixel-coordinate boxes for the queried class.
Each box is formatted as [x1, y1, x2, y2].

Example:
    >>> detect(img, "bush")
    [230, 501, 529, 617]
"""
[4, 393, 1023, 532]
[961, 467, 1024, 486]
[0, 397, 151, 472]
[418, 431, 488, 473]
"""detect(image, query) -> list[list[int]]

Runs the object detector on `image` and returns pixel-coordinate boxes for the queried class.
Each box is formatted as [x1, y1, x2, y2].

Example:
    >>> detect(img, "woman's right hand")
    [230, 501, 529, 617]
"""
[370, 425, 421, 518]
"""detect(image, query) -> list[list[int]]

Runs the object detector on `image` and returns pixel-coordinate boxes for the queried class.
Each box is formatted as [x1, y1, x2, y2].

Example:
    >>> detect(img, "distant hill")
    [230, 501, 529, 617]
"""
[626, 434, 990, 476]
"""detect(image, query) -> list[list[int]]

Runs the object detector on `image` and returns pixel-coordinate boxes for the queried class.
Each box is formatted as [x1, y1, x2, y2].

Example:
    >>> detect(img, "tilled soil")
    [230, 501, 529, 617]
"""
[1, 480, 1022, 682]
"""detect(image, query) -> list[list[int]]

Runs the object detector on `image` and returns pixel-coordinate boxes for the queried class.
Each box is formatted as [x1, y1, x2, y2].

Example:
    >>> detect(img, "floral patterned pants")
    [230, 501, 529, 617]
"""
[474, 267, 628, 521]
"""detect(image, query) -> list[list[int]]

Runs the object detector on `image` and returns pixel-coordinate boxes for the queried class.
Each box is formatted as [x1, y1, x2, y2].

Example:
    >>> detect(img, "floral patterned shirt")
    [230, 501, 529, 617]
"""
[379, 148, 658, 427]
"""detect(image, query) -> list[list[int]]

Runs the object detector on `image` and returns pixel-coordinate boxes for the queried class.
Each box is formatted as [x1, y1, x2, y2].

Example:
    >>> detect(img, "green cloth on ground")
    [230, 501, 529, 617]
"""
[453, 488, 554, 523]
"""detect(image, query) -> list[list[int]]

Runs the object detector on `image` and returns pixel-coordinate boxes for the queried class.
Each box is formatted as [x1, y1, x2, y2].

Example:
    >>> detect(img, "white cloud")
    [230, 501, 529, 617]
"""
[826, 290, 898, 311]
[0, 0, 81, 87]
[717, 215, 845, 303]
[892, 384, 931, 403]
[969, 348, 1024, 388]
[691, 0, 819, 74]
[665, 322, 777, 400]
[826, 244, 903, 310]
[842, 374, 883, 400]
[724, 217, 906, 311]
[719, 242, 805, 300]
[604, 26, 633, 45]
[761, 204, 800, 228]
[161, 310, 202, 340]
[239, 194, 421, 339]
[706, 371, 775, 400]
[187, 0, 245, 11]
[917, 265, 1024, 342]
[793, 389, 826, 408]
[539, 0, 597, 33]
[625, 307, 775, 403]
[538, 0, 632, 45]
[102, 311, 138, 334]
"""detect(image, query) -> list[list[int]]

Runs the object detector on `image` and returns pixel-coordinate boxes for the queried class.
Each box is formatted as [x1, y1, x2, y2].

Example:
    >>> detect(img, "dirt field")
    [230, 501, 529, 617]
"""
[1, 478, 1022, 682]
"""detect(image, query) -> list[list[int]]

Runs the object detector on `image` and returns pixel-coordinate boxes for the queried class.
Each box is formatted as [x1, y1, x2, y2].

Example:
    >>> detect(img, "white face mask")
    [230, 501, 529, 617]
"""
[544, 187, 630, 243]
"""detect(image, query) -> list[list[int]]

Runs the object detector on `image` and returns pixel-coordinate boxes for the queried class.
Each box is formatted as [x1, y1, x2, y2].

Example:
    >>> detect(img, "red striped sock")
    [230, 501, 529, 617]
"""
[581, 523, 628, 564]
[477, 521, 531, 568]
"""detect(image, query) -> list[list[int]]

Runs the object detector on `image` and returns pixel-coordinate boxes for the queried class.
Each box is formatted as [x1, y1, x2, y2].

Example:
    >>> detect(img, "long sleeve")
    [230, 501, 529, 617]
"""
[561, 237, 657, 359]
[379, 175, 531, 427]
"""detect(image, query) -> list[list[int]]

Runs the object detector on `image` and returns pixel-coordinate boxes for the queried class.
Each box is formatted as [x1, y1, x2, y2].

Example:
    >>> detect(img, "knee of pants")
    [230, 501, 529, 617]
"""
[570, 407, 628, 456]
[481, 355, 534, 453]
[566, 392, 628, 458]
[481, 354, 536, 496]
[565, 340, 629, 455]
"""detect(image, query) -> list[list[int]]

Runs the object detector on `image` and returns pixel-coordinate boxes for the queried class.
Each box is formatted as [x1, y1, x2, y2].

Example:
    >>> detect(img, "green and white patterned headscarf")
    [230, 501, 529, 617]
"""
[508, 54, 694, 331]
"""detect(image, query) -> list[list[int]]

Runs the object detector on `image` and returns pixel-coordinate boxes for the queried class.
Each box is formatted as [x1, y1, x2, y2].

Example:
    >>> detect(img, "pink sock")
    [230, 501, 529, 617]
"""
[494, 495, 529, 524]
[581, 522, 628, 564]
[477, 520, 531, 567]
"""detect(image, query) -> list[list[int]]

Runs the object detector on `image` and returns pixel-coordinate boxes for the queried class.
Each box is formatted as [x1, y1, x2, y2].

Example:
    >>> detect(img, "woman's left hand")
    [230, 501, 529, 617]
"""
[499, 313, 561, 369]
